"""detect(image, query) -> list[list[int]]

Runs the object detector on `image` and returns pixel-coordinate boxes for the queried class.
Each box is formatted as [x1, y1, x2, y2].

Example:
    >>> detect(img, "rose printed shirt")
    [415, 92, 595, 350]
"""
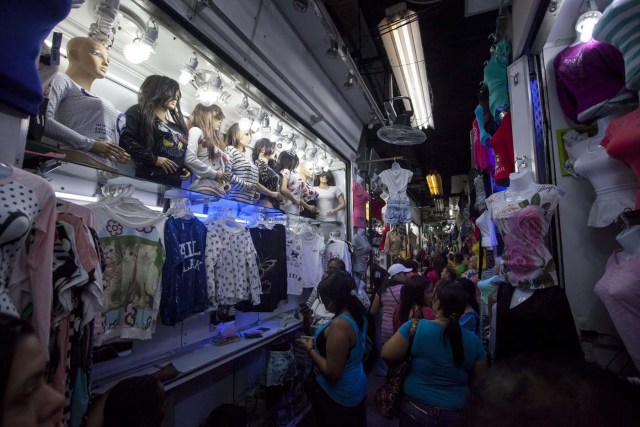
[486, 185, 564, 289]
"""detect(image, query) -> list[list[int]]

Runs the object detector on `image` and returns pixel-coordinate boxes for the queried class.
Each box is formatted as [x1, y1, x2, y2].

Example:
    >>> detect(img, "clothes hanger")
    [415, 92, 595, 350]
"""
[391, 158, 401, 172]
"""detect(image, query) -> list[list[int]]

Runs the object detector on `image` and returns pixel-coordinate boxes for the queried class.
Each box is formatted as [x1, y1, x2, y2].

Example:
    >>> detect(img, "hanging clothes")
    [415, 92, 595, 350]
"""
[483, 38, 511, 120]
[204, 221, 261, 308]
[383, 230, 402, 258]
[160, 216, 208, 326]
[323, 238, 352, 273]
[236, 224, 287, 312]
[285, 229, 304, 295]
[489, 113, 515, 186]
[379, 167, 413, 225]
[1, 166, 57, 358]
[300, 231, 325, 288]
[352, 180, 369, 229]
[89, 201, 166, 345]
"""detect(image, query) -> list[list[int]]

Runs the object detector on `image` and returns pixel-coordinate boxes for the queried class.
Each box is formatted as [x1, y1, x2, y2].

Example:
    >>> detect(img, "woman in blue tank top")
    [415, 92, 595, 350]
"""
[297, 270, 368, 426]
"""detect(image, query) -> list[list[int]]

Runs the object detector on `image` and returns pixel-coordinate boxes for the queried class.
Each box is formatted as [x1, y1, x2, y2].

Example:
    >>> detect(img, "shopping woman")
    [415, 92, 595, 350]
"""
[185, 103, 232, 196]
[297, 271, 368, 426]
[313, 170, 345, 221]
[1, 314, 65, 427]
[382, 280, 487, 427]
[252, 138, 284, 209]
[120, 75, 190, 187]
[392, 275, 435, 333]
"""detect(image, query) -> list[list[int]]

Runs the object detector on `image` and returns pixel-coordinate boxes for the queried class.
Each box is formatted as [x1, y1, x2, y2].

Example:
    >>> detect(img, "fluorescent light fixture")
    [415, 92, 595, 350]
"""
[55, 192, 99, 203]
[426, 173, 442, 196]
[145, 205, 164, 212]
[379, 4, 434, 128]
[123, 20, 158, 65]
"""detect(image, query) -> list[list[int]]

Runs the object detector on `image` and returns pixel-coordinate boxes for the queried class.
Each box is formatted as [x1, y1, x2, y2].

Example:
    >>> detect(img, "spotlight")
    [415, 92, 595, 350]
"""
[239, 117, 252, 132]
[123, 20, 158, 64]
[178, 53, 198, 85]
[193, 70, 223, 106]
[344, 72, 356, 90]
[235, 95, 250, 117]
[218, 91, 231, 104]
[326, 39, 338, 59]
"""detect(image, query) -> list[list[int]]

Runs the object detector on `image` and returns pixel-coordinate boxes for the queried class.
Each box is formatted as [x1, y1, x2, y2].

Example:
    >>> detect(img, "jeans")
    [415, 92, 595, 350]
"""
[399, 397, 462, 427]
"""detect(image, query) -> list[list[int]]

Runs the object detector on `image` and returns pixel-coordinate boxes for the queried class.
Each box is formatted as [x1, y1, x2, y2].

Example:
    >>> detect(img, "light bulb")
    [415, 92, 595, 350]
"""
[123, 39, 153, 64]
[250, 121, 260, 133]
[195, 85, 219, 107]
[178, 69, 193, 85]
[239, 117, 252, 132]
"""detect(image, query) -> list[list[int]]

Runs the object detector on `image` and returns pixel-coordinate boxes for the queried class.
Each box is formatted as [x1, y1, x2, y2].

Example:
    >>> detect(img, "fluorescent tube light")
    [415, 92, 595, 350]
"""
[55, 192, 99, 203]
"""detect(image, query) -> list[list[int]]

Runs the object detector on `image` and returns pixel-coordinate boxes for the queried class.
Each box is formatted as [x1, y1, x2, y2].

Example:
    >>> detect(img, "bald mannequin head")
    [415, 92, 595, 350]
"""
[65, 37, 109, 91]
[299, 159, 313, 180]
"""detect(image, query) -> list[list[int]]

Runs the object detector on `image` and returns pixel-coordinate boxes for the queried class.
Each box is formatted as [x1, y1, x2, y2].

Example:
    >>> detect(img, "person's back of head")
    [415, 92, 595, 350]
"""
[326, 257, 346, 272]
[403, 259, 418, 273]
[318, 270, 366, 331]
[434, 280, 468, 367]
[454, 253, 464, 265]
[463, 355, 640, 427]
[103, 375, 166, 427]
[398, 276, 431, 324]
[457, 278, 480, 313]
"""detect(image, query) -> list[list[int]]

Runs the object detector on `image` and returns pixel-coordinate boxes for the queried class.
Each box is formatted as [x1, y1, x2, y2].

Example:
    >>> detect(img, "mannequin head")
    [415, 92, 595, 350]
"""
[314, 170, 335, 186]
[299, 159, 313, 180]
[65, 37, 109, 90]
[276, 150, 300, 172]
[188, 103, 225, 158]
[138, 75, 188, 147]
[252, 138, 276, 163]
[225, 123, 252, 151]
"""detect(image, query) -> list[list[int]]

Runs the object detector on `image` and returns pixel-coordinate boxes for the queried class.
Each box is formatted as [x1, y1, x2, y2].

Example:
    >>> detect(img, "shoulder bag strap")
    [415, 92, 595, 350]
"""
[406, 318, 419, 361]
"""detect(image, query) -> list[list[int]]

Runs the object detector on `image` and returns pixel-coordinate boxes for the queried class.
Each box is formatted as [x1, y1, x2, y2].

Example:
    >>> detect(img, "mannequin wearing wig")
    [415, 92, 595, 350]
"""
[120, 75, 190, 187]
[313, 170, 345, 221]
[44, 37, 129, 170]
[185, 103, 231, 196]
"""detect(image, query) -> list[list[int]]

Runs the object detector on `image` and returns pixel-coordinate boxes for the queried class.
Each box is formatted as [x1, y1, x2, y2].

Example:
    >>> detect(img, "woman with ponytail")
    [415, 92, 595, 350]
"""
[296, 270, 368, 426]
[382, 280, 487, 427]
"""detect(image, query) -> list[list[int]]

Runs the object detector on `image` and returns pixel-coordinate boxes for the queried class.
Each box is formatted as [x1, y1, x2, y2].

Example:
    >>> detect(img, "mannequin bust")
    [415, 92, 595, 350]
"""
[505, 168, 535, 200]
[313, 170, 345, 221]
[44, 37, 129, 171]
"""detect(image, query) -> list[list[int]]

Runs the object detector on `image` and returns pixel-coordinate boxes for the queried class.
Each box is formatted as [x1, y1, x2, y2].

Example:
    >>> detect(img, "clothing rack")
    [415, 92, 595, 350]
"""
[357, 156, 404, 165]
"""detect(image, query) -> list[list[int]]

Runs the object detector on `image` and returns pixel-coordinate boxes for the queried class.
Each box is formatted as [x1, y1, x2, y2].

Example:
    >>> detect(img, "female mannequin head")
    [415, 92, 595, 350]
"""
[138, 75, 188, 147]
[65, 37, 109, 90]
[1, 314, 65, 426]
[276, 150, 300, 172]
[224, 123, 252, 151]
[314, 170, 335, 186]
[299, 159, 314, 180]
[188, 103, 225, 159]
[252, 138, 276, 163]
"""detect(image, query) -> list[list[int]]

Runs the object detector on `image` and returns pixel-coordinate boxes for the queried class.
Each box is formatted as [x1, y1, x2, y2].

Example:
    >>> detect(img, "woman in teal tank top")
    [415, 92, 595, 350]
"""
[297, 270, 368, 426]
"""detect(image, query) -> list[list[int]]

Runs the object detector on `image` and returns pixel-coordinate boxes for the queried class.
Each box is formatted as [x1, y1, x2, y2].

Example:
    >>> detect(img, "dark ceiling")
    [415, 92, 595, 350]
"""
[324, 0, 499, 204]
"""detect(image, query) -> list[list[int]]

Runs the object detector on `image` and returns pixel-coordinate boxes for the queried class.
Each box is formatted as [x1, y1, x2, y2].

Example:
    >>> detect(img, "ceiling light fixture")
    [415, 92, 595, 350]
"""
[192, 70, 223, 106]
[178, 53, 199, 85]
[576, 0, 601, 43]
[235, 95, 250, 117]
[326, 39, 339, 59]
[426, 172, 443, 196]
[379, 4, 434, 128]
[239, 117, 252, 132]
[123, 19, 158, 65]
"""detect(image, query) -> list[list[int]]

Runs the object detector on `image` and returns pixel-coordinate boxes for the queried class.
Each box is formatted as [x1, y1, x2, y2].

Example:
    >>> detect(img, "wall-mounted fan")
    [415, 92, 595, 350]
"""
[377, 96, 426, 145]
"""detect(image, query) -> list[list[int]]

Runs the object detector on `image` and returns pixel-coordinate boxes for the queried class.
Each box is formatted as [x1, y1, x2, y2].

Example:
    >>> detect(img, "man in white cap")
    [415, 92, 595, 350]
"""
[370, 263, 412, 375]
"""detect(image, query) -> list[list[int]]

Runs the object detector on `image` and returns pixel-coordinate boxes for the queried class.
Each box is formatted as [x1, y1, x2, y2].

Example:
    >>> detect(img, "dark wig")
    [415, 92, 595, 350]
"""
[137, 75, 188, 149]
[276, 150, 300, 173]
[0, 314, 34, 425]
[313, 169, 335, 186]
[435, 280, 469, 367]
[252, 138, 277, 163]
[317, 270, 366, 331]
[103, 375, 166, 427]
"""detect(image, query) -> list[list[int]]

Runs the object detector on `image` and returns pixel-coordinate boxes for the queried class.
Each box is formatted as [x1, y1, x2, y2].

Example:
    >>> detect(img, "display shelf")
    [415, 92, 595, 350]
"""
[91, 315, 302, 395]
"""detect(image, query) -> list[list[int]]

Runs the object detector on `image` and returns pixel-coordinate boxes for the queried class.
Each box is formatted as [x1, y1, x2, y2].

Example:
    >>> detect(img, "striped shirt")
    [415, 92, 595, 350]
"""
[380, 283, 403, 344]
[225, 146, 259, 204]
[593, 0, 640, 91]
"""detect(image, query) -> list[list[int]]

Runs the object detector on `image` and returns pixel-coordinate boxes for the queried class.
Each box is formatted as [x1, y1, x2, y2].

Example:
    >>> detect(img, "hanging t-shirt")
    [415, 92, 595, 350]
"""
[205, 221, 261, 308]
[352, 232, 371, 277]
[352, 180, 369, 229]
[486, 183, 564, 289]
[285, 230, 304, 295]
[2, 166, 57, 357]
[379, 168, 413, 225]
[236, 225, 287, 312]
[314, 186, 343, 221]
[281, 169, 303, 215]
[483, 38, 511, 119]
[89, 203, 166, 344]
[323, 239, 352, 273]
[594, 251, 640, 372]
[490, 113, 515, 185]
[160, 216, 208, 326]
[300, 232, 325, 288]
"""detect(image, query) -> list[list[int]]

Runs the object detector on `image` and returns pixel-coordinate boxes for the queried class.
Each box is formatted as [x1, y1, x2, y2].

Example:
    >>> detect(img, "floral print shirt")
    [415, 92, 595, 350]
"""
[204, 221, 261, 308]
[486, 184, 564, 289]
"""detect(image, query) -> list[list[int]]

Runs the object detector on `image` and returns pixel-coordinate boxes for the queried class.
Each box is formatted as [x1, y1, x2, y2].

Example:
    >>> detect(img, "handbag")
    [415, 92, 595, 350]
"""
[374, 318, 419, 419]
